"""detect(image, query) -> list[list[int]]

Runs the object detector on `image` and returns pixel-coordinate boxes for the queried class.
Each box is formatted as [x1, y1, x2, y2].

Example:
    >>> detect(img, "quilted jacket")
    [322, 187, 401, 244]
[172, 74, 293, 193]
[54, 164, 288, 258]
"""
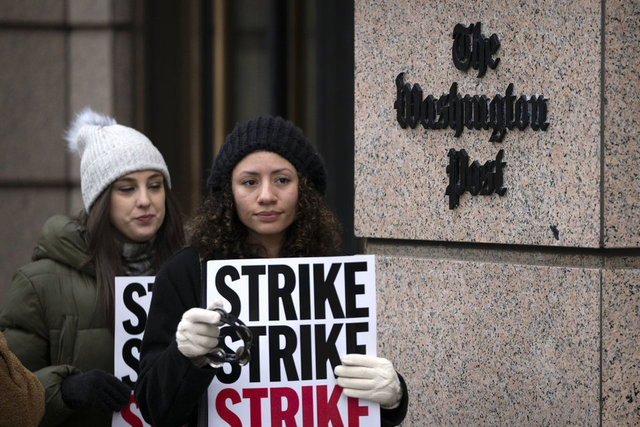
[0, 215, 114, 426]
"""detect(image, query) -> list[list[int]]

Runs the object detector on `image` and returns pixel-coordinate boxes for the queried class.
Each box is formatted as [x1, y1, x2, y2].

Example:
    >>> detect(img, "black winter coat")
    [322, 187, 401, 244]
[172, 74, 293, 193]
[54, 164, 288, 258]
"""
[135, 246, 408, 426]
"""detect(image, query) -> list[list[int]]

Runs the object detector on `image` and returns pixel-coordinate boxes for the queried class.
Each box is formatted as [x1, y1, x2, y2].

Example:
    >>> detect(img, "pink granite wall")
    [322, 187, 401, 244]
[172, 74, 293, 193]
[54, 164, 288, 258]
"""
[355, 0, 640, 424]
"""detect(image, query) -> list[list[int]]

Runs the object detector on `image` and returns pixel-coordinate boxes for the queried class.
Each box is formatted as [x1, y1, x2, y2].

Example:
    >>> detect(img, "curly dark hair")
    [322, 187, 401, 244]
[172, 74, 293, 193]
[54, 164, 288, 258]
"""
[188, 175, 342, 259]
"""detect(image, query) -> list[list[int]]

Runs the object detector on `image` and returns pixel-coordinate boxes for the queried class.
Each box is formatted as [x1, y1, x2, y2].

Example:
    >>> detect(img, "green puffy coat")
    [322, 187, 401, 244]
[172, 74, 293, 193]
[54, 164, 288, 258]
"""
[0, 215, 115, 426]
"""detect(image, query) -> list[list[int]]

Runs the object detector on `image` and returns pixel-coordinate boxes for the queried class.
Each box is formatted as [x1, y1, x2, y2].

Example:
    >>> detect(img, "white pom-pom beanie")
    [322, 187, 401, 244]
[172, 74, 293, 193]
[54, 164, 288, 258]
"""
[65, 107, 171, 212]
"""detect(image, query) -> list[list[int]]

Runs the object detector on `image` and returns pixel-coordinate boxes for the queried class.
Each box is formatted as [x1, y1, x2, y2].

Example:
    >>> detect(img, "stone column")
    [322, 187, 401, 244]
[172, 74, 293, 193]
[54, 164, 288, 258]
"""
[0, 0, 139, 299]
[354, 1, 639, 424]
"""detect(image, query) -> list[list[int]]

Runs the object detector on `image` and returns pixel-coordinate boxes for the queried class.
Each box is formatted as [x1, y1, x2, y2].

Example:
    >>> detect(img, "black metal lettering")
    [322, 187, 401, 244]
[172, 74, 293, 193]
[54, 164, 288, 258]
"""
[529, 95, 540, 131]
[445, 148, 468, 209]
[478, 95, 490, 130]
[445, 149, 507, 209]
[394, 73, 408, 128]
[452, 23, 473, 71]
[489, 94, 506, 142]
[531, 95, 549, 131]
[515, 95, 529, 130]
[452, 22, 501, 77]
[467, 160, 481, 195]
[479, 158, 496, 195]
[407, 83, 422, 129]
[505, 83, 516, 130]
[450, 83, 465, 137]
[421, 94, 437, 129]
[493, 149, 507, 196]
[437, 93, 449, 129]
[393, 76, 548, 141]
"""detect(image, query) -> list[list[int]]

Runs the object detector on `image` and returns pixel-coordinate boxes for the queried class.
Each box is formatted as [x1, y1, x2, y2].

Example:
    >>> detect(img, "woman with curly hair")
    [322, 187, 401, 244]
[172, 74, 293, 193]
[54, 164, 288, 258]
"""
[135, 115, 408, 426]
[189, 172, 342, 260]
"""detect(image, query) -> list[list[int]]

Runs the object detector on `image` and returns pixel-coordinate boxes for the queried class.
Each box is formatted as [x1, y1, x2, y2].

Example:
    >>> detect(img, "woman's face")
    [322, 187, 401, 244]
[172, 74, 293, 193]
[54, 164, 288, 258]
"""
[109, 170, 166, 242]
[231, 151, 299, 250]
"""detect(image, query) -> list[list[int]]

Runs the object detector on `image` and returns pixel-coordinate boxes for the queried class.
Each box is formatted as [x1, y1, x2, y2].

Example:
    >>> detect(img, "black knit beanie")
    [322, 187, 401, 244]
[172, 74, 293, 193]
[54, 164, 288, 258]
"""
[207, 115, 327, 194]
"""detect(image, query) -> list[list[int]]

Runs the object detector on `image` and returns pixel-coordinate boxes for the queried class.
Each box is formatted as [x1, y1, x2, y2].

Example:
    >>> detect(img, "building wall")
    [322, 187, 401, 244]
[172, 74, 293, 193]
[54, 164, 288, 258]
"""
[0, 0, 139, 302]
[354, 0, 639, 424]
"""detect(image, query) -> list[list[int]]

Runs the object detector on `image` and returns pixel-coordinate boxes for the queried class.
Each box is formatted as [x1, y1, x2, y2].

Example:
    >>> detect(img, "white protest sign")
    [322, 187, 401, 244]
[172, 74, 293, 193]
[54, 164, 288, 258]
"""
[113, 276, 154, 427]
[205, 255, 379, 426]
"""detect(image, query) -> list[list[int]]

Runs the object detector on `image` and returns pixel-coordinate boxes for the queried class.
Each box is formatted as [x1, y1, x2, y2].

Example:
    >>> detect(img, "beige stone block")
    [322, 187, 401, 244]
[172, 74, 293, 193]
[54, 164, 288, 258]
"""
[354, 0, 601, 247]
[602, 268, 640, 423]
[0, 30, 66, 181]
[68, 0, 111, 24]
[0, 0, 64, 23]
[69, 31, 113, 117]
[375, 255, 599, 424]
[0, 189, 67, 304]
[603, 0, 640, 247]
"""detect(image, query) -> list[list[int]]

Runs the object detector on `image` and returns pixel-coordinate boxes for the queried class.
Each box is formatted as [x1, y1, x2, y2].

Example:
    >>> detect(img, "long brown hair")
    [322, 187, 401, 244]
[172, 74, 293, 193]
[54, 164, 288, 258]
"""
[79, 181, 185, 329]
[188, 175, 342, 260]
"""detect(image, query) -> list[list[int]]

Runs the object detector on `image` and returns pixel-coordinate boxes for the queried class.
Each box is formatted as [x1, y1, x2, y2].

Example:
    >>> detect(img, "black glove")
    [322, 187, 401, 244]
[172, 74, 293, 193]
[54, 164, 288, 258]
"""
[61, 369, 131, 413]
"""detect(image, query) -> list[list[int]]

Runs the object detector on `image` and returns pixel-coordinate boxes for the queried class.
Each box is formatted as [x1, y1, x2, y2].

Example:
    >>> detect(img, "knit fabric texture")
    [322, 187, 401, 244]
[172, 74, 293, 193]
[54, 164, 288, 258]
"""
[207, 115, 326, 194]
[66, 107, 171, 211]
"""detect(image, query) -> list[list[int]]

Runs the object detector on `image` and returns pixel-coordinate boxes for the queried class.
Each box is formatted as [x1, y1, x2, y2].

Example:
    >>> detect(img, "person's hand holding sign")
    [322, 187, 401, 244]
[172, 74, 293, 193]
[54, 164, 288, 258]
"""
[176, 300, 224, 367]
[334, 354, 403, 409]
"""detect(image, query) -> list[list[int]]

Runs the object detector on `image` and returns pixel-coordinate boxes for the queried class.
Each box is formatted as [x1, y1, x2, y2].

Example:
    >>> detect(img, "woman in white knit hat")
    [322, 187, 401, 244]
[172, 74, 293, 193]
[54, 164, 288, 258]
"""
[0, 108, 185, 426]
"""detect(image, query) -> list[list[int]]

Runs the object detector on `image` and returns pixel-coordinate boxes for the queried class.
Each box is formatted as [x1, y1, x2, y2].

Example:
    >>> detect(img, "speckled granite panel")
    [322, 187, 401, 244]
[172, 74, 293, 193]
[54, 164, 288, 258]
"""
[604, 1, 640, 248]
[602, 269, 640, 423]
[354, 1, 601, 247]
[375, 256, 599, 424]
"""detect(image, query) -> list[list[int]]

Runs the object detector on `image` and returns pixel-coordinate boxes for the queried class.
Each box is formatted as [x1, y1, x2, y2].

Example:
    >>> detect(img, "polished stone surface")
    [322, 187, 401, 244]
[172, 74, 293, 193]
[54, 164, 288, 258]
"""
[603, 0, 640, 247]
[353, 0, 639, 248]
[375, 255, 600, 424]
[602, 268, 640, 423]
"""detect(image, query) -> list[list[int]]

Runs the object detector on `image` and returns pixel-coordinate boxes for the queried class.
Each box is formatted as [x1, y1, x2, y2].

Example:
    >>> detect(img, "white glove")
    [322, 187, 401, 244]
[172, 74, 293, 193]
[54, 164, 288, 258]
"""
[334, 354, 402, 409]
[176, 300, 224, 364]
